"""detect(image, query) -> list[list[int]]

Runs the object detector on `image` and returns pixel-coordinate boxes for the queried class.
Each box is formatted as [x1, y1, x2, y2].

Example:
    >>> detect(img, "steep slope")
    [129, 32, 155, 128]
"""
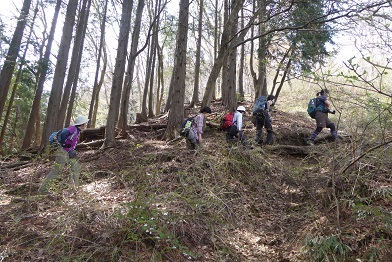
[0, 102, 391, 261]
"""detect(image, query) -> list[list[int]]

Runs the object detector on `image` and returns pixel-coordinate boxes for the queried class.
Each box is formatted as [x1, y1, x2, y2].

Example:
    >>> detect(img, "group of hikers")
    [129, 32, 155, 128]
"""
[39, 89, 337, 194]
[182, 94, 275, 150]
[183, 89, 338, 149]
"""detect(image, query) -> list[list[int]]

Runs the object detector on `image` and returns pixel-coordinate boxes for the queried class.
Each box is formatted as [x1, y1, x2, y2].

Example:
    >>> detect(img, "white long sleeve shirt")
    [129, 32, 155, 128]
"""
[232, 111, 243, 131]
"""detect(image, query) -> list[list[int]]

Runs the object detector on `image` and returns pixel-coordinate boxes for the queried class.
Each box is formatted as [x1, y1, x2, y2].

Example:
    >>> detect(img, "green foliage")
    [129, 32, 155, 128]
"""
[1, 68, 36, 154]
[302, 235, 351, 261]
[287, 0, 334, 72]
[352, 202, 392, 230]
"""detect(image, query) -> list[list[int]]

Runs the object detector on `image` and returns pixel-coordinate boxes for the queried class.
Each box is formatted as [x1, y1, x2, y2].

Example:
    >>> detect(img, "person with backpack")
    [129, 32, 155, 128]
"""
[307, 89, 337, 145]
[226, 106, 246, 143]
[186, 106, 212, 149]
[38, 116, 89, 194]
[253, 95, 275, 146]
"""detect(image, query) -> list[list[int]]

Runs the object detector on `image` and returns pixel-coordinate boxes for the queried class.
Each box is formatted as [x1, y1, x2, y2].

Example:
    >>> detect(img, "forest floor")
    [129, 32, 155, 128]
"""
[0, 100, 391, 261]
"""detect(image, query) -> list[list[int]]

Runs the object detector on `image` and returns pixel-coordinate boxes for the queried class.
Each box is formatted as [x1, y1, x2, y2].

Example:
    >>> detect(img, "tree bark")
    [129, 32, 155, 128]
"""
[0, 1, 38, 154]
[118, 0, 145, 135]
[22, 0, 62, 150]
[238, 8, 245, 99]
[163, 0, 189, 140]
[102, 0, 133, 148]
[201, 0, 245, 108]
[148, 15, 159, 118]
[59, 0, 91, 127]
[189, 0, 203, 108]
[223, 0, 238, 112]
[155, 44, 164, 115]
[88, 0, 108, 128]
[41, 0, 79, 149]
[0, 0, 32, 120]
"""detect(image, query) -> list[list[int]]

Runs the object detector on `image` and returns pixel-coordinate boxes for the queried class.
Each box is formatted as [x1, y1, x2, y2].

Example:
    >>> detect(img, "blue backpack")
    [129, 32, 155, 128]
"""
[49, 128, 77, 146]
[253, 96, 267, 115]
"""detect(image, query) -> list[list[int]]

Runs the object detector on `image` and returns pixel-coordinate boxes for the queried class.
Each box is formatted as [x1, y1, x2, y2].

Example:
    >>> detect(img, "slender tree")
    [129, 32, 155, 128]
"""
[22, 0, 62, 149]
[41, 0, 79, 148]
[59, 0, 92, 127]
[189, 0, 203, 108]
[250, 0, 268, 99]
[0, 0, 32, 121]
[238, 7, 245, 100]
[0, 1, 38, 153]
[88, 0, 108, 128]
[118, 0, 144, 135]
[102, 0, 133, 148]
[163, 0, 189, 140]
[222, 0, 238, 112]
[201, 0, 245, 108]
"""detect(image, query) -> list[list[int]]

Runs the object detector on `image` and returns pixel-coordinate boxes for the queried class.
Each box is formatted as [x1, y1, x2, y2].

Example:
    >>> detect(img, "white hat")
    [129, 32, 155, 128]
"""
[237, 106, 246, 112]
[74, 116, 89, 126]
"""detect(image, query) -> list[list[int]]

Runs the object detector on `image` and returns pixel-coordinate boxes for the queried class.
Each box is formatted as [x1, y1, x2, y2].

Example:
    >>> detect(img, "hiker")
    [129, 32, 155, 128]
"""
[186, 106, 212, 149]
[39, 116, 89, 194]
[254, 95, 275, 146]
[307, 89, 337, 145]
[227, 105, 246, 143]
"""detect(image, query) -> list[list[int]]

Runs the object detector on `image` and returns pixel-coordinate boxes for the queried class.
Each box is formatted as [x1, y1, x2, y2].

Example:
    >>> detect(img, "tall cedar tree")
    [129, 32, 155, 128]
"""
[41, 0, 78, 148]
[0, 0, 32, 121]
[163, 0, 189, 140]
[102, 0, 133, 148]
[22, 0, 62, 149]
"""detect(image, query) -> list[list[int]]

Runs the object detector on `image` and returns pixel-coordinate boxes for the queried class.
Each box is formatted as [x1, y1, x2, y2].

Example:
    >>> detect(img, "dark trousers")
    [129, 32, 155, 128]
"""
[226, 125, 245, 141]
[255, 115, 273, 145]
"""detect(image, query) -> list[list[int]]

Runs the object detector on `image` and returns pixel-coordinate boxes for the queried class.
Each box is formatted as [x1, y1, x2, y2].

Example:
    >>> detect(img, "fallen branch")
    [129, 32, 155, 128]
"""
[1, 161, 32, 171]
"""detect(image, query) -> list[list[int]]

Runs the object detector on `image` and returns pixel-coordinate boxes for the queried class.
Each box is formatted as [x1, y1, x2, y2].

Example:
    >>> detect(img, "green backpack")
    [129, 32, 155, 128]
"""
[179, 117, 194, 137]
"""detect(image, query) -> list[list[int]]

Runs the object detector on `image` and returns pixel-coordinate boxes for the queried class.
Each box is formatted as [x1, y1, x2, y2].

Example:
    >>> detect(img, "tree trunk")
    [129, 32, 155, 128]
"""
[254, 0, 268, 98]
[222, 0, 238, 112]
[41, 0, 79, 149]
[88, 0, 108, 128]
[163, 0, 189, 140]
[59, 0, 91, 127]
[92, 46, 107, 126]
[270, 46, 292, 101]
[139, 40, 152, 122]
[22, 0, 61, 150]
[65, 0, 92, 127]
[155, 44, 164, 114]
[189, 0, 203, 108]
[0, 0, 32, 120]
[201, 0, 245, 108]
[102, 0, 133, 148]
[118, 0, 145, 135]
[226, 26, 238, 112]
[220, 0, 229, 106]
[238, 8, 245, 100]
[148, 8, 159, 118]
[1, 1, 38, 153]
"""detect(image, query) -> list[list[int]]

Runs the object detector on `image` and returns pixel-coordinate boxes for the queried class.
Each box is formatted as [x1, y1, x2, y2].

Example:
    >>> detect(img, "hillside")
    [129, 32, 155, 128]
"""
[1, 101, 391, 261]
